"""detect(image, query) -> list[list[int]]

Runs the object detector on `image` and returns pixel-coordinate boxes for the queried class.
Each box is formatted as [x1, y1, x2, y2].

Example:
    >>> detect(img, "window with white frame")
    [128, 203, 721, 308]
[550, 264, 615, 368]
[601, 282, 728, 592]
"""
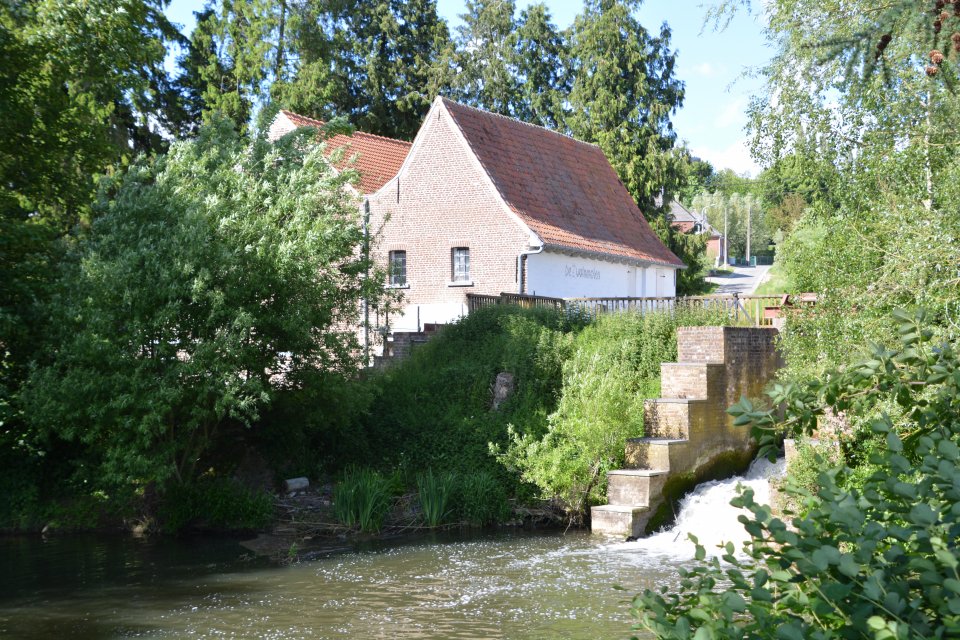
[388, 250, 407, 286]
[451, 247, 470, 283]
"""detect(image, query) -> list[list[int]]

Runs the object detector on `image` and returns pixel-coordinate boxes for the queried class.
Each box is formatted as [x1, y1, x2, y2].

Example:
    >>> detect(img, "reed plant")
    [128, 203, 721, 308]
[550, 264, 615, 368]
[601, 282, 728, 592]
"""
[333, 467, 392, 532]
[416, 469, 455, 527]
[453, 471, 510, 526]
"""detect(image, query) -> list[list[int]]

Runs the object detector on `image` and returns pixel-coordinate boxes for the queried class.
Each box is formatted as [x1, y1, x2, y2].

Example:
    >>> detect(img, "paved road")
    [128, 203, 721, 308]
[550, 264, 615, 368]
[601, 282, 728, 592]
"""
[705, 264, 772, 295]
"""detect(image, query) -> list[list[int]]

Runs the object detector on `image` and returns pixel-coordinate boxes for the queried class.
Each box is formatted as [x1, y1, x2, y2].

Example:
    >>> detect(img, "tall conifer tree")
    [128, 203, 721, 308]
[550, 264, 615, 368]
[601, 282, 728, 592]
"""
[566, 0, 684, 211]
[279, 0, 450, 139]
[511, 3, 570, 129]
[448, 0, 522, 115]
[190, 0, 278, 131]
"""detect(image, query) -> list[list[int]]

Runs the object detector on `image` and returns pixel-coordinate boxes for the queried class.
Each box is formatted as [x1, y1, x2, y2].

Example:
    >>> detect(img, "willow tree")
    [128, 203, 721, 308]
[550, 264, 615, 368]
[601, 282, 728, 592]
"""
[720, 0, 960, 380]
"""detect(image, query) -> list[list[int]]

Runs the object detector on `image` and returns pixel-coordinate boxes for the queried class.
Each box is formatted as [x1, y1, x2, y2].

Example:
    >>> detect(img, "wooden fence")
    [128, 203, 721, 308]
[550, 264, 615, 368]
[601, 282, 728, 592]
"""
[466, 292, 814, 326]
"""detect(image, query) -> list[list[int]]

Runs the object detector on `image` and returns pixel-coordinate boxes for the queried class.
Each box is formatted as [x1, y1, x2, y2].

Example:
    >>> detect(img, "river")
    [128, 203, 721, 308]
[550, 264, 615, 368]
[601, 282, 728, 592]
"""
[0, 458, 782, 639]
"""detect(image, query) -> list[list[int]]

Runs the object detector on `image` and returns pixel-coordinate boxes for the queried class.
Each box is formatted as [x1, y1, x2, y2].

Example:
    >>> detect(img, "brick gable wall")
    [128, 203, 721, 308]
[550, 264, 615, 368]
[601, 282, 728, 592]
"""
[367, 105, 532, 321]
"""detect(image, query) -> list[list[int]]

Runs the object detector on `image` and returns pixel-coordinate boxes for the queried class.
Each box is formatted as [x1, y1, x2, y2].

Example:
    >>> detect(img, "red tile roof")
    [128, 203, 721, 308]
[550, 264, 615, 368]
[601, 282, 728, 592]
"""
[279, 110, 411, 194]
[440, 99, 684, 268]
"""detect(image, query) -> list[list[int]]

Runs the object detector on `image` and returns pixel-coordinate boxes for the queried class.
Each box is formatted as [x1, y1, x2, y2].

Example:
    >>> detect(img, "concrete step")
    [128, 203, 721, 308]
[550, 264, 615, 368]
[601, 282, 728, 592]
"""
[606, 469, 667, 507]
[624, 437, 689, 472]
[660, 362, 724, 400]
[642, 398, 703, 439]
[590, 504, 651, 538]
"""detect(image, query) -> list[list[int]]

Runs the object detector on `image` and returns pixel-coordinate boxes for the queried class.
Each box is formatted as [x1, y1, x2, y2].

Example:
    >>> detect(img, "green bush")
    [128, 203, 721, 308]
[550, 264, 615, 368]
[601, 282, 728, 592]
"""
[359, 305, 574, 494]
[256, 370, 376, 480]
[417, 469, 455, 527]
[631, 309, 960, 639]
[0, 456, 42, 531]
[333, 467, 393, 533]
[452, 471, 511, 526]
[496, 306, 729, 517]
[159, 478, 274, 533]
[20, 119, 387, 490]
[350, 304, 730, 524]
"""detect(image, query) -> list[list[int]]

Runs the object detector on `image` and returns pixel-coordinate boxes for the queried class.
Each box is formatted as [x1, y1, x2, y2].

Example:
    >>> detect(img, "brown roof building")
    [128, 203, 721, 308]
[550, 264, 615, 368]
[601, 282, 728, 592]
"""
[272, 98, 685, 333]
[667, 199, 725, 263]
[269, 110, 412, 194]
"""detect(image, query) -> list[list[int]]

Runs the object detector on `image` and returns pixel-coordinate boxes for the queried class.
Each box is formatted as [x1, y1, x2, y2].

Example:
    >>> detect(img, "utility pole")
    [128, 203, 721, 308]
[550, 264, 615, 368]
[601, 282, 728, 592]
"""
[745, 200, 751, 265]
[723, 206, 729, 266]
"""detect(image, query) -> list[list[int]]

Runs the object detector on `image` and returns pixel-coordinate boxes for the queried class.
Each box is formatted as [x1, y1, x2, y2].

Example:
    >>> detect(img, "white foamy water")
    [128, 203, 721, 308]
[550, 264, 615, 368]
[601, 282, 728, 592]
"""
[618, 456, 786, 560]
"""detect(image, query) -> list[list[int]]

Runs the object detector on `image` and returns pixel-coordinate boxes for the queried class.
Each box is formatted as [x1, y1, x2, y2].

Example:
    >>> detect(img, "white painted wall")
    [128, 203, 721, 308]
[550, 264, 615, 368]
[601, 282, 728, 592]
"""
[388, 302, 468, 332]
[525, 250, 676, 299]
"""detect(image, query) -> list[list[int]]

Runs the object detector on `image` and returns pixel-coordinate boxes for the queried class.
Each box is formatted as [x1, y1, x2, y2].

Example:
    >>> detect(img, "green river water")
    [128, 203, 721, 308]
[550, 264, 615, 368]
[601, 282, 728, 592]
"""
[0, 459, 780, 639]
[0, 530, 688, 639]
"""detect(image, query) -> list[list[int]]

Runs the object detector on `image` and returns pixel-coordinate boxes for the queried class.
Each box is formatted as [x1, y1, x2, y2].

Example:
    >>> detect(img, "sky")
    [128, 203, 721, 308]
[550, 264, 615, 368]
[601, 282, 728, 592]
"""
[165, 1, 771, 175]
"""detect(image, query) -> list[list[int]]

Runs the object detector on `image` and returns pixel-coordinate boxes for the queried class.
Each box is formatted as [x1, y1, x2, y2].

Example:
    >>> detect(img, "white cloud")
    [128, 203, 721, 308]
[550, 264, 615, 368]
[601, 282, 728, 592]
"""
[691, 62, 725, 78]
[691, 139, 759, 176]
[715, 98, 748, 129]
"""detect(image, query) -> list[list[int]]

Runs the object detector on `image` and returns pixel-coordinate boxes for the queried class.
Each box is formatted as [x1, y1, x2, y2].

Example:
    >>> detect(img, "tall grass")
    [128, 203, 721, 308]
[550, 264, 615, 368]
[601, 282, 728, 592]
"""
[416, 469, 455, 527]
[361, 305, 573, 499]
[333, 468, 392, 532]
[358, 304, 732, 524]
[454, 471, 510, 526]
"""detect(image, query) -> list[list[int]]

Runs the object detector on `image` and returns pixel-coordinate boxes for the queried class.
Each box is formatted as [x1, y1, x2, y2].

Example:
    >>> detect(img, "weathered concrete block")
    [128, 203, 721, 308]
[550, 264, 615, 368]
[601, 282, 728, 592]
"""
[643, 399, 691, 439]
[624, 438, 685, 471]
[491, 372, 515, 410]
[590, 505, 651, 538]
[606, 470, 667, 507]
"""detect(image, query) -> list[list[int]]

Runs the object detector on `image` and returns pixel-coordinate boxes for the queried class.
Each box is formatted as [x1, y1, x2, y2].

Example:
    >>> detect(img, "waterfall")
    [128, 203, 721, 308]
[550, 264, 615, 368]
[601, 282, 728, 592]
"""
[621, 456, 786, 559]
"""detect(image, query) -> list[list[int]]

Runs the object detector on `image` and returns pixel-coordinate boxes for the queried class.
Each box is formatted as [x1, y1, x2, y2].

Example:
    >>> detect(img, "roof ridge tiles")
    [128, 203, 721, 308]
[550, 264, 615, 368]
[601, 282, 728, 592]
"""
[439, 97, 600, 149]
[279, 109, 412, 147]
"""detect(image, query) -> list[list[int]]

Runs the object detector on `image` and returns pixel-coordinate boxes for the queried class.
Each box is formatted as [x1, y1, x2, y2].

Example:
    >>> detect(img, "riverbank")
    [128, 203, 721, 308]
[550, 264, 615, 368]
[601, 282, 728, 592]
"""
[241, 482, 568, 562]
[0, 480, 569, 564]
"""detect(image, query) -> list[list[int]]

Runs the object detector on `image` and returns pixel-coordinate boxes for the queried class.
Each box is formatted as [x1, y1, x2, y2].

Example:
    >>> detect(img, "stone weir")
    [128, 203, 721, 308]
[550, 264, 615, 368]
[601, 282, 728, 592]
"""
[591, 326, 783, 538]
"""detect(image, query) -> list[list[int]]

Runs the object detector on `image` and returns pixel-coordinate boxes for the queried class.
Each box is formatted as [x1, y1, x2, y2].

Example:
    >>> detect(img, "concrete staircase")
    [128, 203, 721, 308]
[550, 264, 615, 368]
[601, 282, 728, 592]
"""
[591, 326, 782, 538]
[373, 324, 443, 368]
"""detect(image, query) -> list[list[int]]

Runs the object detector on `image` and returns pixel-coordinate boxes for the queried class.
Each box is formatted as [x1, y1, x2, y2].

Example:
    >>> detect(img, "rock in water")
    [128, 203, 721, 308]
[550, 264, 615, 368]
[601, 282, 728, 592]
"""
[284, 477, 309, 492]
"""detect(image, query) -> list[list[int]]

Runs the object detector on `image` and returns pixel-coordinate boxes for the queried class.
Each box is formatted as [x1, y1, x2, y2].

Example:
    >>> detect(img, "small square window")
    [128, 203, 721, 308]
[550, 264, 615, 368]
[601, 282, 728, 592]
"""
[389, 250, 407, 286]
[451, 247, 470, 283]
